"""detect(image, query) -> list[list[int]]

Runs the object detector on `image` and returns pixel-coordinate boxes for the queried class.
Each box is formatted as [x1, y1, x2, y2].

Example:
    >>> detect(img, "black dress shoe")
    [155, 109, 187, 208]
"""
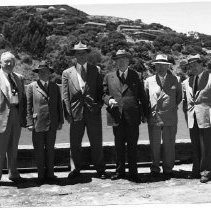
[128, 174, 140, 183]
[163, 172, 173, 180]
[97, 171, 108, 179]
[111, 173, 125, 180]
[9, 177, 24, 183]
[45, 175, 58, 183]
[68, 169, 80, 179]
[200, 176, 209, 183]
[150, 171, 161, 178]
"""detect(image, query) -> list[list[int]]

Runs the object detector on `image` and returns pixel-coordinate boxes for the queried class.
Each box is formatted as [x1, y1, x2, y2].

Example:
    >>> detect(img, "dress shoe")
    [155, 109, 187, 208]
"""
[200, 176, 209, 183]
[187, 173, 201, 179]
[163, 172, 173, 180]
[45, 175, 58, 183]
[111, 173, 125, 180]
[150, 171, 160, 178]
[36, 178, 45, 185]
[68, 169, 80, 179]
[97, 171, 108, 179]
[9, 176, 24, 183]
[128, 174, 140, 183]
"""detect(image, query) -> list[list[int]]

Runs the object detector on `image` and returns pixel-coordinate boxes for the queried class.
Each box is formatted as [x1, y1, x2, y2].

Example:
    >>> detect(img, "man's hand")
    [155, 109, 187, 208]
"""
[27, 125, 34, 131]
[109, 98, 118, 108]
[57, 123, 63, 130]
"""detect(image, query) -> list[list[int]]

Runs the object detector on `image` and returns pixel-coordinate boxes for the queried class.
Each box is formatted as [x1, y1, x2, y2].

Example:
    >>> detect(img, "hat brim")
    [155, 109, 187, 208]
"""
[33, 68, 54, 74]
[70, 48, 91, 53]
[113, 54, 130, 60]
[152, 61, 172, 65]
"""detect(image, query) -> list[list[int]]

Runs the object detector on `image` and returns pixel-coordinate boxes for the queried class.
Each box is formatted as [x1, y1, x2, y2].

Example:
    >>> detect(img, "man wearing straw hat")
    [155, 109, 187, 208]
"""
[0, 51, 26, 183]
[183, 54, 211, 183]
[145, 54, 182, 180]
[62, 42, 107, 179]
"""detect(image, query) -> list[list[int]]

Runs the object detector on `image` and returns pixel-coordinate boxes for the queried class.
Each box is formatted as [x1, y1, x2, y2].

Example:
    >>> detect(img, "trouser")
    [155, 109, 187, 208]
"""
[70, 110, 105, 173]
[148, 125, 177, 173]
[0, 107, 21, 180]
[189, 117, 211, 177]
[112, 118, 139, 176]
[32, 128, 57, 179]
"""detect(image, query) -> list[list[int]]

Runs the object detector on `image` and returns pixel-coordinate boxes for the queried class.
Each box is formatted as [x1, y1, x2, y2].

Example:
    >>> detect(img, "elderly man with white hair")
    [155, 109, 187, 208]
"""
[0, 51, 26, 183]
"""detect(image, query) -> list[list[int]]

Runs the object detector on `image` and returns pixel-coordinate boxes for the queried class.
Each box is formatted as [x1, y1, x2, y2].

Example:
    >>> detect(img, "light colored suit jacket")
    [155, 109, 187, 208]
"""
[26, 80, 64, 132]
[145, 71, 182, 126]
[183, 70, 211, 129]
[62, 63, 103, 122]
[0, 69, 26, 133]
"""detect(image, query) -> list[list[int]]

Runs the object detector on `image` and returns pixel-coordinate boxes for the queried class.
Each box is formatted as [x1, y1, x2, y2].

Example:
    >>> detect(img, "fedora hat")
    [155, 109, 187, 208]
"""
[70, 41, 91, 53]
[33, 61, 54, 73]
[152, 54, 171, 65]
[187, 54, 201, 64]
[112, 49, 131, 60]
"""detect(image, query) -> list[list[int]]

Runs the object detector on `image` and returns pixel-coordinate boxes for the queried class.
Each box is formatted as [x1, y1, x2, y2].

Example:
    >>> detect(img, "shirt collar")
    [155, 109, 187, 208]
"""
[119, 68, 128, 78]
[76, 62, 87, 72]
[40, 79, 49, 86]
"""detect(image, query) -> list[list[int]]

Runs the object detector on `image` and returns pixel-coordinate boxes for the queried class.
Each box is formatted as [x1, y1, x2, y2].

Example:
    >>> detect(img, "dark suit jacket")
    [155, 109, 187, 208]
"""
[26, 80, 64, 132]
[62, 63, 103, 121]
[103, 69, 150, 126]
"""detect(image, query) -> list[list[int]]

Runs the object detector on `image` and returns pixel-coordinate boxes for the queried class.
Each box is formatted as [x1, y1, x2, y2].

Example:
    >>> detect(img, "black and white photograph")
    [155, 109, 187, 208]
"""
[0, 0, 211, 207]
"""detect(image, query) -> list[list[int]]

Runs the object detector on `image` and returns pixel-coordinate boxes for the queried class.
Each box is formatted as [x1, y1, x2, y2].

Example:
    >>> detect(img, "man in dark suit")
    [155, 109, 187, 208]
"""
[183, 54, 211, 183]
[62, 42, 106, 179]
[0, 51, 26, 183]
[26, 61, 64, 183]
[103, 49, 150, 182]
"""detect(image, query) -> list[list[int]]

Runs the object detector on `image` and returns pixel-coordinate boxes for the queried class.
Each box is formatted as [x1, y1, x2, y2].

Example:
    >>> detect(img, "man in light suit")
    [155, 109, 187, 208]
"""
[145, 54, 182, 179]
[62, 42, 106, 179]
[26, 61, 63, 183]
[183, 54, 211, 183]
[103, 49, 150, 182]
[0, 51, 26, 183]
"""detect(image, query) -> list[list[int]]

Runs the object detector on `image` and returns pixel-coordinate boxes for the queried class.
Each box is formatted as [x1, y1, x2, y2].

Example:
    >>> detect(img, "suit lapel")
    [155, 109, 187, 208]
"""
[12, 73, 23, 100]
[0, 69, 10, 101]
[114, 71, 123, 93]
[36, 80, 48, 100]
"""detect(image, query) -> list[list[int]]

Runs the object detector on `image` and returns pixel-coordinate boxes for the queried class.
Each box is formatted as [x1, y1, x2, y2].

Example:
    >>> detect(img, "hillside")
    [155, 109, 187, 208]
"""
[0, 4, 211, 84]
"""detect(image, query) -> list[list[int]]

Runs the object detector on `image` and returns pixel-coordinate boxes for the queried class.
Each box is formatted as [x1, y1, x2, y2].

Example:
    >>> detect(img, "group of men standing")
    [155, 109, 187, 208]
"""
[0, 41, 211, 185]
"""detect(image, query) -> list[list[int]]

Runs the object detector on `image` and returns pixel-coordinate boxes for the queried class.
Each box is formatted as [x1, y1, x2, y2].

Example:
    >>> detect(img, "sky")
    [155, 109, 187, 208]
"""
[1, 0, 211, 35]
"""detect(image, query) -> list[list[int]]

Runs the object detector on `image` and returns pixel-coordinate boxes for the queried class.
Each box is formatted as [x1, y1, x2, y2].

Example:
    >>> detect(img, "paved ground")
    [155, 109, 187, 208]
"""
[1, 164, 211, 207]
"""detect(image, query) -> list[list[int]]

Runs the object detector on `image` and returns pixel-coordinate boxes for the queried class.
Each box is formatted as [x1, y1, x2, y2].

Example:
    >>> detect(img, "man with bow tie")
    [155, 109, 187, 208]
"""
[145, 54, 182, 180]
[62, 42, 107, 179]
[0, 51, 26, 183]
[103, 49, 150, 182]
[183, 54, 211, 183]
[26, 61, 64, 184]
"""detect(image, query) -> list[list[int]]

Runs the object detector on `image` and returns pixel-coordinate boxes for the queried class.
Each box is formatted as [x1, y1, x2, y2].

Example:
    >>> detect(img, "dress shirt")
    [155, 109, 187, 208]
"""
[75, 63, 87, 92]
[158, 72, 167, 86]
[119, 68, 128, 80]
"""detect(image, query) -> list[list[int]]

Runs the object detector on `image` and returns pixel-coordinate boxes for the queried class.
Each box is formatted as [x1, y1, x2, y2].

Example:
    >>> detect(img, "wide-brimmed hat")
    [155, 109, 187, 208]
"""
[70, 41, 91, 53]
[187, 54, 202, 64]
[33, 61, 54, 73]
[152, 54, 172, 65]
[112, 49, 131, 60]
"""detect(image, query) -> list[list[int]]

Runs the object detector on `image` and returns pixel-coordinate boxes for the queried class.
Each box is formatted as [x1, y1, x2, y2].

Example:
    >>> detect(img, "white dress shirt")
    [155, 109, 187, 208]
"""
[119, 68, 128, 80]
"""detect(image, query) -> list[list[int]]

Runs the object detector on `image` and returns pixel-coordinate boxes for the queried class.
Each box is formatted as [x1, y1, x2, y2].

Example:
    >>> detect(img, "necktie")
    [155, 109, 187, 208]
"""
[8, 73, 18, 94]
[193, 75, 198, 95]
[44, 82, 48, 93]
[121, 73, 126, 84]
[81, 66, 87, 82]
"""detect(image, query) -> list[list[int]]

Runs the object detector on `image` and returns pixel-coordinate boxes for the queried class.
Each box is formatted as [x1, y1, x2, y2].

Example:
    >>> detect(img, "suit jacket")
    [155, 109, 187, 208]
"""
[183, 70, 211, 129]
[103, 69, 150, 126]
[0, 70, 26, 133]
[62, 63, 103, 121]
[26, 80, 64, 132]
[145, 71, 182, 126]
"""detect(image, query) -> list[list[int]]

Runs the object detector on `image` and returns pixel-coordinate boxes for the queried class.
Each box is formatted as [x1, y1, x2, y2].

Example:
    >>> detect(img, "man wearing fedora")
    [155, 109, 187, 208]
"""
[62, 42, 106, 179]
[26, 61, 63, 183]
[145, 54, 182, 179]
[183, 54, 211, 183]
[103, 49, 150, 182]
[0, 51, 26, 183]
